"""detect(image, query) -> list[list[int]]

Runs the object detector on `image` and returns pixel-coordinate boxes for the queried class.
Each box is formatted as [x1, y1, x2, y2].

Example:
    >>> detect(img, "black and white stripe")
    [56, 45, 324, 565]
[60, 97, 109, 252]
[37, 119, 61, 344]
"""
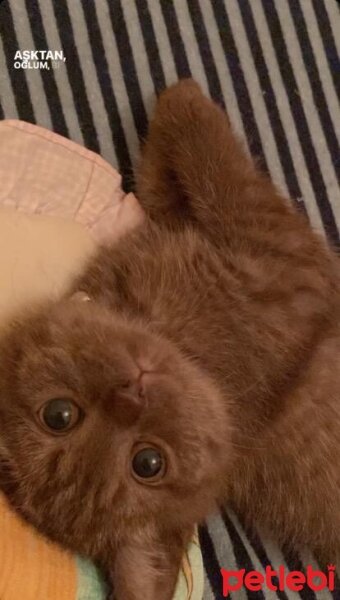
[0, 2, 35, 122]
[135, 0, 166, 94]
[1, 0, 340, 597]
[25, 0, 69, 137]
[51, 0, 100, 153]
[236, 0, 305, 208]
[79, 0, 133, 189]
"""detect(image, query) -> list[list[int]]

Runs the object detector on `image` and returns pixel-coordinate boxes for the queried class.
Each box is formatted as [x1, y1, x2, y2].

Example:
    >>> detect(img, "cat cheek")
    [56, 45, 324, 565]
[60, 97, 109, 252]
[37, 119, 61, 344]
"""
[0, 445, 20, 499]
[0, 435, 10, 461]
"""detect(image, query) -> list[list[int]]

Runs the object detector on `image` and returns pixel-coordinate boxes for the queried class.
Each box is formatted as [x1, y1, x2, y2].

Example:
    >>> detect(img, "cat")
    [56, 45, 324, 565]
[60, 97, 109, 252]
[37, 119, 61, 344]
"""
[1, 79, 340, 600]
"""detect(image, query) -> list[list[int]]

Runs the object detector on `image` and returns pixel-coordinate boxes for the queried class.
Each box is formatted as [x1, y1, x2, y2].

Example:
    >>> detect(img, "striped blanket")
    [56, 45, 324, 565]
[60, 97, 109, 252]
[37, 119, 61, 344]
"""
[0, 1, 340, 598]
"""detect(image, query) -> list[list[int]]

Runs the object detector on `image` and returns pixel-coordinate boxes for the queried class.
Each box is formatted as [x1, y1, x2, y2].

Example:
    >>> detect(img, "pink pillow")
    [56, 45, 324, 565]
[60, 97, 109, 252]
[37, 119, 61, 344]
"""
[0, 120, 144, 244]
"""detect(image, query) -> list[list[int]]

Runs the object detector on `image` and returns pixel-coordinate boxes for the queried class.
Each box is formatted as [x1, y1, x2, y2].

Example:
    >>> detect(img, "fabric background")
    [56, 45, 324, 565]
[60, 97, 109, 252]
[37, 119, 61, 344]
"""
[0, 1, 340, 598]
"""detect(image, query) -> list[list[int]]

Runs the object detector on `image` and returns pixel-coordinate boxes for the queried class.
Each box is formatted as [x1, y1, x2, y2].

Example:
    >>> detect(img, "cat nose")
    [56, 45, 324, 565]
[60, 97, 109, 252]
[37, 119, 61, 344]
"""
[122, 376, 145, 401]
[117, 371, 148, 407]
[112, 375, 147, 425]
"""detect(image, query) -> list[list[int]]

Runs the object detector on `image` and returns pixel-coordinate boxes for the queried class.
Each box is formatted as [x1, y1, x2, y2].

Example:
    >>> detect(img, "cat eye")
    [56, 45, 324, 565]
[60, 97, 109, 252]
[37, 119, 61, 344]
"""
[131, 444, 166, 483]
[38, 398, 82, 434]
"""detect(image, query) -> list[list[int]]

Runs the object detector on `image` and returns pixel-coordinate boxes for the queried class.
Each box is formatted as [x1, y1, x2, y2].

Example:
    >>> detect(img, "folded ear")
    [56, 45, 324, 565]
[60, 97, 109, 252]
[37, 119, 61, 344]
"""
[110, 527, 191, 600]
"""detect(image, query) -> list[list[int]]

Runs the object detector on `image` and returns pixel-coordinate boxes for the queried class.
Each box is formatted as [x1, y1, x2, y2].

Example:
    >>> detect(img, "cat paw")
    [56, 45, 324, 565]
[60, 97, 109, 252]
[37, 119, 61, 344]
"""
[156, 78, 205, 117]
[159, 78, 202, 102]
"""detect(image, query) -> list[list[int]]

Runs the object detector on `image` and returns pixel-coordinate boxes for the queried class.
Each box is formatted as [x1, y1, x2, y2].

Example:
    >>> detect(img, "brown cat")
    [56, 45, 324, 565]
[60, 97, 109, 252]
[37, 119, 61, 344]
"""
[1, 80, 340, 600]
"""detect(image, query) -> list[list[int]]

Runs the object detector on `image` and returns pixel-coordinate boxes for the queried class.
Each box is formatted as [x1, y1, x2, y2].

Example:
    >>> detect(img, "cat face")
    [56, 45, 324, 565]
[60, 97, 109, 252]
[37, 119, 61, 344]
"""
[0, 300, 230, 561]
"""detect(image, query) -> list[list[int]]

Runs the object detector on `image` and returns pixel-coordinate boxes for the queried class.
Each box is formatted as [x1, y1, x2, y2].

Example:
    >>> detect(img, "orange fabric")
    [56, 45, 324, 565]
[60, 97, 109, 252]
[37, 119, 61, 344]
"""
[0, 495, 77, 600]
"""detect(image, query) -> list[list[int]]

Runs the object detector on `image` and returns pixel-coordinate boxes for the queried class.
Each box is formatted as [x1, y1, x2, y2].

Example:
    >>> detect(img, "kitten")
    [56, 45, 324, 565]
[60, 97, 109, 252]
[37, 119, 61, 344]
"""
[1, 80, 340, 599]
